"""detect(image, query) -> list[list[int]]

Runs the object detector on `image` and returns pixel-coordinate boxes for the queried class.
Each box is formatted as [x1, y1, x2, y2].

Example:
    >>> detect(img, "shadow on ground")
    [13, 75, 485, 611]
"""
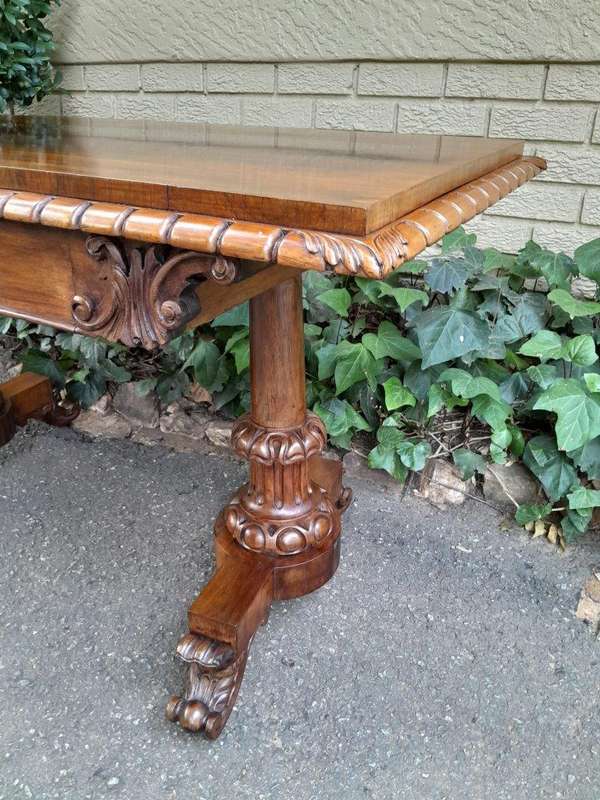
[0, 424, 599, 800]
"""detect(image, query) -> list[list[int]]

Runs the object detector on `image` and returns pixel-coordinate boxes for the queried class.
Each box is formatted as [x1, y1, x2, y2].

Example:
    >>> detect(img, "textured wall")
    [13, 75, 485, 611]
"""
[34, 0, 600, 253]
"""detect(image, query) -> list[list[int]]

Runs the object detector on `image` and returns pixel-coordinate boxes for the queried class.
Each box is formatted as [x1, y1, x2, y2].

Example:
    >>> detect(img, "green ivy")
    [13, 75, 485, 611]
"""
[0, 0, 61, 114]
[2, 229, 600, 544]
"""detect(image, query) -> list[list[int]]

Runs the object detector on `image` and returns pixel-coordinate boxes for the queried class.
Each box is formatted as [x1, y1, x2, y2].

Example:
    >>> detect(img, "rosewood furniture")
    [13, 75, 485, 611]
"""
[0, 116, 545, 738]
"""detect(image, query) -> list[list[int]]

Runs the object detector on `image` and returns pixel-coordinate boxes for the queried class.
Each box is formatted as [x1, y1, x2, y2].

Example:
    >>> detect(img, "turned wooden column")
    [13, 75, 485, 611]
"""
[223, 275, 339, 563]
[251, 273, 306, 428]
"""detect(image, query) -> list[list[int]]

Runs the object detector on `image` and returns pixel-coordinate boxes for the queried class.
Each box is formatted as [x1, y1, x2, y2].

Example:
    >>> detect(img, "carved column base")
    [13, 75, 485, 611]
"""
[167, 454, 351, 738]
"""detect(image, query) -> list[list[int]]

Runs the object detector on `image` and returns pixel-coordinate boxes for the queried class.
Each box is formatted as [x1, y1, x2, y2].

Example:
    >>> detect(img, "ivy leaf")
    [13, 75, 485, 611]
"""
[397, 439, 431, 471]
[78, 336, 107, 367]
[20, 349, 66, 387]
[453, 448, 487, 480]
[67, 371, 106, 408]
[376, 424, 405, 449]
[313, 398, 371, 443]
[156, 371, 190, 405]
[424, 257, 470, 294]
[518, 330, 563, 361]
[135, 377, 158, 397]
[382, 377, 416, 411]
[548, 289, 600, 319]
[334, 342, 378, 394]
[471, 395, 511, 431]
[527, 364, 558, 389]
[362, 321, 421, 362]
[184, 339, 221, 389]
[315, 342, 337, 381]
[583, 373, 600, 393]
[376, 283, 429, 312]
[462, 246, 486, 275]
[317, 288, 352, 318]
[304, 323, 322, 338]
[213, 302, 249, 327]
[229, 338, 250, 373]
[98, 358, 131, 384]
[438, 367, 502, 402]
[413, 307, 489, 369]
[568, 436, 600, 479]
[533, 378, 600, 451]
[562, 508, 592, 543]
[515, 502, 553, 526]
[482, 248, 515, 272]
[441, 226, 477, 253]
[533, 250, 575, 289]
[561, 335, 598, 367]
[574, 237, 600, 284]
[567, 487, 600, 510]
[523, 435, 579, 501]
[368, 445, 408, 482]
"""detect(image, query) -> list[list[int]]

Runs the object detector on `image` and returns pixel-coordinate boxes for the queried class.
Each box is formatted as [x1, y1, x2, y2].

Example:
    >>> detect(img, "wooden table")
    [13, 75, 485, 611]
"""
[0, 116, 545, 739]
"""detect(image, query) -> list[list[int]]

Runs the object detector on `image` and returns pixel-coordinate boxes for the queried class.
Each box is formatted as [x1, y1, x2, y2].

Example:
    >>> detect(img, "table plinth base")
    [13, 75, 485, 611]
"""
[0, 372, 79, 446]
[166, 454, 351, 739]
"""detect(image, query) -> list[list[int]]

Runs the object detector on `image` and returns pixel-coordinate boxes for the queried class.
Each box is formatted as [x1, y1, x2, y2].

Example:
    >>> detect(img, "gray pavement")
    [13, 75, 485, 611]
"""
[0, 423, 599, 800]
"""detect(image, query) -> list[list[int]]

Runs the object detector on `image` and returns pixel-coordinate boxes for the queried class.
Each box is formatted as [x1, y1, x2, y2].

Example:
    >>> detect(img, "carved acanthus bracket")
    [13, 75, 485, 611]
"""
[165, 633, 248, 738]
[72, 236, 240, 350]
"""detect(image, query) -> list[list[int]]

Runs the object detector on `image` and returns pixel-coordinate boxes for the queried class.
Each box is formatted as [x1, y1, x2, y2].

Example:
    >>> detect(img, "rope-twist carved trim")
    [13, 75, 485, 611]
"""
[0, 156, 545, 279]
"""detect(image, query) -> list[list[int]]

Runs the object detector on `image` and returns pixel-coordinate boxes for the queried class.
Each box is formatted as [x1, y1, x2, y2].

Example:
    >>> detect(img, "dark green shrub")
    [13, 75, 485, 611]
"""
[0, 0, 61, 114]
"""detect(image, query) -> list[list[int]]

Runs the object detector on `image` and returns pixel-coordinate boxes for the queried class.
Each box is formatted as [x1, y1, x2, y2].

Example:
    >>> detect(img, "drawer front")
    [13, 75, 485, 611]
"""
[0, 220, 85, 330]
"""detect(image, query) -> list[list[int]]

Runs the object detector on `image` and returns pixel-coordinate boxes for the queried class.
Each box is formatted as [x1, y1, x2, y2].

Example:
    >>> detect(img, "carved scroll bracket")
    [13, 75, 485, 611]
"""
[72, 236, 240, 350]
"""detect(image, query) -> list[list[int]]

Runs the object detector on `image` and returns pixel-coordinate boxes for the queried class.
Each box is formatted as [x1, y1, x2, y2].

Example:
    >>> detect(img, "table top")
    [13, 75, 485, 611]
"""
[0, 116, 523, 236]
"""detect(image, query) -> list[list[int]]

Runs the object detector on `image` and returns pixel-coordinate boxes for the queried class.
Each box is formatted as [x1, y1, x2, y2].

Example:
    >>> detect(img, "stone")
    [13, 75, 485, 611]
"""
[159, 401, 209, 437]
[205, 419, 234, 449]
[575, 574, 600, 632]
[483, 462, 541, 512]
[72, 410, 132, 440]
[185, 382, 213, 405]
[113, 382, 160, 428]
[0, 350, 20, 382]
[416, 459, 469, 510]
[90, 393, 112, 416]
[571, 276, 598, 300]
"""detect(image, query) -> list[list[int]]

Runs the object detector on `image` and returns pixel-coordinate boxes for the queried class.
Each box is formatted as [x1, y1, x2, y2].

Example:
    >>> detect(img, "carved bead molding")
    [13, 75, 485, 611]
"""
[0, 156, 545, 280]
[72, 236, 239, 350]
[166, 633, 248, 738]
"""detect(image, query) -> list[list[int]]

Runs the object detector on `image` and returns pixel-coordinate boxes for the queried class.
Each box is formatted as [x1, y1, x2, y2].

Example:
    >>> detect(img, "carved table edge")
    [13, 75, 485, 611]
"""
[0, 156, 545, 280]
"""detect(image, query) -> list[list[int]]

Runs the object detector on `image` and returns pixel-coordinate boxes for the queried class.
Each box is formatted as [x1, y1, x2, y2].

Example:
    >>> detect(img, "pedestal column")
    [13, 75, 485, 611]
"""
[167, 275, 351, 738]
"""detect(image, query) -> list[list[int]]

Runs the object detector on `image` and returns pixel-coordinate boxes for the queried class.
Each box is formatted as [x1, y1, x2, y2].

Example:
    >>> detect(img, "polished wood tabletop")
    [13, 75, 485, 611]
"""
[0, 116, 523, 235]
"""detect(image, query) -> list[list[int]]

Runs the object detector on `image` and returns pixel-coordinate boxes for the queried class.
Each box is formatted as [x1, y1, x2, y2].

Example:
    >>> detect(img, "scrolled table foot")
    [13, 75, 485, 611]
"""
[166, 632, 249, 739]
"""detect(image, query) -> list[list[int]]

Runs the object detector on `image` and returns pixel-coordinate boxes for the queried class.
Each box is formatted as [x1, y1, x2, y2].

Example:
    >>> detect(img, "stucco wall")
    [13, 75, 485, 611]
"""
[35, 0, 600, 253]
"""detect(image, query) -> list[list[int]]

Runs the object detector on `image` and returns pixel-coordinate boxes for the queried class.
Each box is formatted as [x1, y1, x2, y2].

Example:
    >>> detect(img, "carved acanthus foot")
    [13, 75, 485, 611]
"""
[166, 633, 248, 738]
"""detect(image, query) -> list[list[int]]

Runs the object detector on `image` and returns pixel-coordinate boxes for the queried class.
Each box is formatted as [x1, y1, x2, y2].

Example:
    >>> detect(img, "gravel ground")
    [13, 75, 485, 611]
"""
[0, 423, 599, 800]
